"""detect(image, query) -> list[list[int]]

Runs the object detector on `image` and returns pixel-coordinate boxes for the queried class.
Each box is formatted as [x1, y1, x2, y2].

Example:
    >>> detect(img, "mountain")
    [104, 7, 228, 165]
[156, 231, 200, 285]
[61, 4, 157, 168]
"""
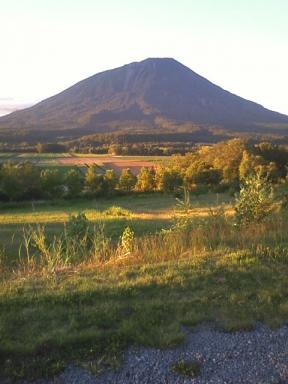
[1, 58, 288, 141]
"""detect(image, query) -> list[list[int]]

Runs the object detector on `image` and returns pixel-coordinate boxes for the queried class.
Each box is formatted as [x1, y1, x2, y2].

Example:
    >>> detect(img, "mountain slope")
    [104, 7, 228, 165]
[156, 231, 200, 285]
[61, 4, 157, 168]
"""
[1, 58, 287, 138]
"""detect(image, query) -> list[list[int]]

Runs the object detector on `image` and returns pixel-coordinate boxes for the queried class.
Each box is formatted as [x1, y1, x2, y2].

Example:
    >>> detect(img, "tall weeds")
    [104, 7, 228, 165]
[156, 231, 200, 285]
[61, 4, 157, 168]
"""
[3, 208, 288, 277]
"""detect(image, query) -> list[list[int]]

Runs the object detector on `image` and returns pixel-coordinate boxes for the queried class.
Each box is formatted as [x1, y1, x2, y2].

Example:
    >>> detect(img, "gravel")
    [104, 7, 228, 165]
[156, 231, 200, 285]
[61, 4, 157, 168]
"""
[14, 323, 288, 383]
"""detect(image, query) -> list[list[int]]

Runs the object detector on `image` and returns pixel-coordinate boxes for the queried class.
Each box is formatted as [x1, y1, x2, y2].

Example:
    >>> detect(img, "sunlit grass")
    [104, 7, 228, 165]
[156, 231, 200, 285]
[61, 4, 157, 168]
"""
[1, 192, 287, 380]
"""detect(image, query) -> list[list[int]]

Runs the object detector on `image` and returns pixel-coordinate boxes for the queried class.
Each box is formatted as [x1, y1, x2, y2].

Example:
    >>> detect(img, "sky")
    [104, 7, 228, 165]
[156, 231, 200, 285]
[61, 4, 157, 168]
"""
[0, 0, 287, 116]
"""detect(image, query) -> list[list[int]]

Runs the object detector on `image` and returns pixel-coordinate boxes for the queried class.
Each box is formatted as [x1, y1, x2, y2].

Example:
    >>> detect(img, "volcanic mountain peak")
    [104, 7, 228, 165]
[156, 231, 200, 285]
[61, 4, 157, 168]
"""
[0, 57, 287, 140]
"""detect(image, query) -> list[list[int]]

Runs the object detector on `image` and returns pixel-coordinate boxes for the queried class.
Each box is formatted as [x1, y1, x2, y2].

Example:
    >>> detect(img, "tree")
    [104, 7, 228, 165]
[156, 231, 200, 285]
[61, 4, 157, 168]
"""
[184, 161, 221, 189]
[254, 142, 288, 177]
[85, 165, 107, 196]
[36, 143, 67, 153]
[0, 161, 41, 200]
[64, 169, 83, 198]
[40, 168, 64, 198]
[118, 168, 137, 192]
[204, 138, 248, 185]
[155, 166, 183, 194]
[239, 150, 279, 182]
[104, 169, 118, 195]
[135, 167, 155, 192]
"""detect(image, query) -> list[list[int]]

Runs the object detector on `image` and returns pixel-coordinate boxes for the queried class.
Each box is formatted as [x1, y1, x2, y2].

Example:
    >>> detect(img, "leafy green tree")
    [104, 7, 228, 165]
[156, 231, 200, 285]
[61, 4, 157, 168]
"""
[118, 168, 137, 192]
[239, 150, 279, 182]
[64, 169, 83, 197]
[155, 166, 183, 194]
[0, 161, 41, 200]
[85, 165, 108, 196]
[135, 167, 155, 192]
[184, 161, 221, 189]
[40, 168, 64, 198]
[104, 169, 118, 195]
[254, 142, 288, 177]
[203, 138, 247, 185]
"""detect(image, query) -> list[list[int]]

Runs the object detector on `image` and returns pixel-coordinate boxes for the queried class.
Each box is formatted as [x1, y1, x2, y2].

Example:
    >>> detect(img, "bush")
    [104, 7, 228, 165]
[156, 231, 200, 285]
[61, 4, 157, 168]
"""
[103, 206, 131, 217]
[20, 214, 111, 272]
[235, 173, 274, 225]
[65, 213, 90, 241]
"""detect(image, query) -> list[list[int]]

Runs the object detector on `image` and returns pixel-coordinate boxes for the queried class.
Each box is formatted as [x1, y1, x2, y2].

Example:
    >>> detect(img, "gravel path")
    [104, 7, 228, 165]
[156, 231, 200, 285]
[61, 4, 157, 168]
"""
[19, 323, 288, 383]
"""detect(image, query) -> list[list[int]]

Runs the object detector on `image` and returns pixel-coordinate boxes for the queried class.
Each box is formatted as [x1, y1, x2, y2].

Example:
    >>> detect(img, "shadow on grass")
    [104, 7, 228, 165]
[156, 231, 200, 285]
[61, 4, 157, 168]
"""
[1, 254, 287, 380]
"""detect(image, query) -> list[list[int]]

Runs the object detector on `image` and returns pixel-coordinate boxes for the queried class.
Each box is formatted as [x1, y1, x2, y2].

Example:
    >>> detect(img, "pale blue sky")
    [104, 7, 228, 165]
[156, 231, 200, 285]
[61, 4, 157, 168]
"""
[0, 0, 287, 115]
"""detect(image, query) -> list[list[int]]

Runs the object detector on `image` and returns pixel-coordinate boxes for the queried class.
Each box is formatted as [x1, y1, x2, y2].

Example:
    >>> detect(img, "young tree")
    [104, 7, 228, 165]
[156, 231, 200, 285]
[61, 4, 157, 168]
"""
[118, 168, 137, 192]
[104, 169, 118, 195]
[235, 172, 274, 225]
[135, 167, 155, 192]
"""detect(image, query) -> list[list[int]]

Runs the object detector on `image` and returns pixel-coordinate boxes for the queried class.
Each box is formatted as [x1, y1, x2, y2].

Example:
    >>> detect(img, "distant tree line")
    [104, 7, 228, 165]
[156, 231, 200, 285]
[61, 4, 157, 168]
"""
[0, 141, 195, 156]
[0, 139, 287, 201]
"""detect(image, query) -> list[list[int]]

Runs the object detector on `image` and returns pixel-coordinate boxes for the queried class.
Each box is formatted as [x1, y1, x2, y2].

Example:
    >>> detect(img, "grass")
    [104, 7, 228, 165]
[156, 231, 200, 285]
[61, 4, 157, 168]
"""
[1, 238, 288, 379]
[171, 359, 201, 378]
[1, 192, 288, 380]
[0, 193, 232, 261]
[0, 193, 232, 223]
[15, 153, 73, 158]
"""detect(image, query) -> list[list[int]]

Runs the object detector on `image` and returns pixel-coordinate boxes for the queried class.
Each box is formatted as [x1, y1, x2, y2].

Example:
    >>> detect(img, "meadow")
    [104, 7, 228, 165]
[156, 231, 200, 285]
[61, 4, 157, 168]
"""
[1, 144, 288, 380]
[1, 188, 288, 380]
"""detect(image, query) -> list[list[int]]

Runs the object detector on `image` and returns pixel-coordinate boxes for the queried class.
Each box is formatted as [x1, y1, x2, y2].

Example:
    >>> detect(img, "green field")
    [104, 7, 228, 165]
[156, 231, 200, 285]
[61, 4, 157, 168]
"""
[0, 193, 232, 260]
[1, 191, 288, 380]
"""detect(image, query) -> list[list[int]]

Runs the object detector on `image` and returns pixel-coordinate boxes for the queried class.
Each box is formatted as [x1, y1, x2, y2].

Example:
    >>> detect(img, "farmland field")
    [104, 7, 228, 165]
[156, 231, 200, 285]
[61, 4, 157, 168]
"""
[0, 153, 166, 174]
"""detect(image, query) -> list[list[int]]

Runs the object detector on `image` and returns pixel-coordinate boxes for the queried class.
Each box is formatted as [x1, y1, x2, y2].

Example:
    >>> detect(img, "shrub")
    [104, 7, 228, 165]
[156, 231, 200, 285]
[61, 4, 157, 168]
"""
[65, 213, 90, 242]
[235, 172, 274, 225]
[103, 206, 131, 217]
